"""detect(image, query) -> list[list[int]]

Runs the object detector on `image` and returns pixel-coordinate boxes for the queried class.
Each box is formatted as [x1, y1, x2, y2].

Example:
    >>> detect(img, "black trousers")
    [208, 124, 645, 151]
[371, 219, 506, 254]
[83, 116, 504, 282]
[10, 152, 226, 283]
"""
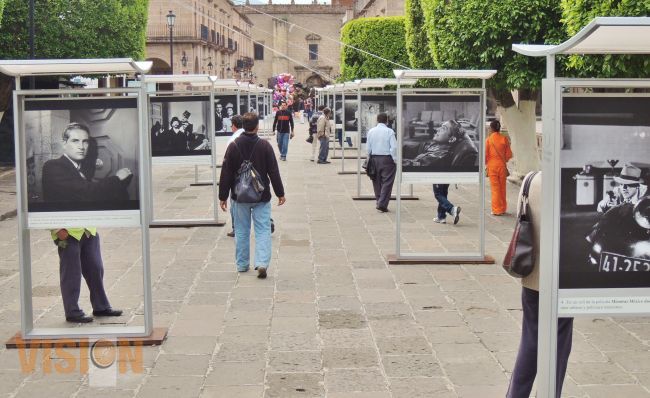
[507, 287, 574, 398]
[371, 155, 396, 209]
[58, 233, 111, 318]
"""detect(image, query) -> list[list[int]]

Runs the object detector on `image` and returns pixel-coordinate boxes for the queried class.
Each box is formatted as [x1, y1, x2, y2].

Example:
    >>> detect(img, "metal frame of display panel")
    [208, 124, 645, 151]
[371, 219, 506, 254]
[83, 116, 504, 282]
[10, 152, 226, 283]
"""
[338, 84, 361, 174]
[394, 87, 487, 262]
[14, 85, 153, 339]
[145, 75, 223, 228]
[513, 17, 650, 397]
[391, 69, 496, 264]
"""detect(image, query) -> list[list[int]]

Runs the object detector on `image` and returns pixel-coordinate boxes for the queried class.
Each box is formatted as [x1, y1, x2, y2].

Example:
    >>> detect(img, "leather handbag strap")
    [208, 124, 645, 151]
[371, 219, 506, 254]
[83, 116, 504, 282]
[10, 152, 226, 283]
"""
[519, 171, 539, 216]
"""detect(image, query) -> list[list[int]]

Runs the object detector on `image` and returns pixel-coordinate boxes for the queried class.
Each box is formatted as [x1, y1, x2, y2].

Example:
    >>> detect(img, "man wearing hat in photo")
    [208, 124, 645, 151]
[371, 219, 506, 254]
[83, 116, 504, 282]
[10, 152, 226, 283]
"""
[223, 103, 235, 132]
[180, 110, 194, 136]
[597, 164, 647, 213]
[168, 116, 188, 152]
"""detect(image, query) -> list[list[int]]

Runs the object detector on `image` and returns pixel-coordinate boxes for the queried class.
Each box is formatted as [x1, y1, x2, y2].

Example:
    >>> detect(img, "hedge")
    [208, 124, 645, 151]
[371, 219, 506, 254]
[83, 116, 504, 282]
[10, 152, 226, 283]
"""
[340, 16, 410, 81]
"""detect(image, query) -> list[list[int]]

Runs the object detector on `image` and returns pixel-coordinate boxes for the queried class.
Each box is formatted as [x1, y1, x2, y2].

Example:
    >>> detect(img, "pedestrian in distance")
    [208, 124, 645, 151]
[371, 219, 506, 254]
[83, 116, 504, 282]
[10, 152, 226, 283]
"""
[316, 107, 332, 164]
[366, 113, 397, 213]
[219, 113, 286, 279]
[273, 101, 294, 161]
[309, 105, 325, 162]
[432, 184, 461, 225]
[486, 119, 513, 215]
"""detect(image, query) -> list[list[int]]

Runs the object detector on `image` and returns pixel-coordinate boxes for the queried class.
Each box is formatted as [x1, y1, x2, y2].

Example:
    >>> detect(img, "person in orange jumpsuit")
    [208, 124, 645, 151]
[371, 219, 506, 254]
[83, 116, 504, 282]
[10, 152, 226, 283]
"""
[485, 120, 513, 215]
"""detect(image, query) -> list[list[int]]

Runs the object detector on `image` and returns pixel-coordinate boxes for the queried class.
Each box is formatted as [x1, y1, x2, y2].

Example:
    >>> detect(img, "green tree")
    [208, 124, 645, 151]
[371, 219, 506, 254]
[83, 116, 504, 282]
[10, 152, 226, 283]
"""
[0, 0, 5, 25]
[340, 16, 410, 82]
[0, 0, 148, 60]
[561, 0, 650, 78]
[405, 0, 433, 69]
[422, 0, 565, 176]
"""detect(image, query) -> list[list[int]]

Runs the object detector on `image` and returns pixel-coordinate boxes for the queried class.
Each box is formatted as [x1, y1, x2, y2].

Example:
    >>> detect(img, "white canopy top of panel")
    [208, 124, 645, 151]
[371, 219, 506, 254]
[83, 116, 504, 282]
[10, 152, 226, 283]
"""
[393, 69, 497, 80]
[213, 79, 242, 89]
[512, 17, 650, 56]
[354, 78, 418, 88]
[145, 74, 216, 84]
[0, 58, 152, 77]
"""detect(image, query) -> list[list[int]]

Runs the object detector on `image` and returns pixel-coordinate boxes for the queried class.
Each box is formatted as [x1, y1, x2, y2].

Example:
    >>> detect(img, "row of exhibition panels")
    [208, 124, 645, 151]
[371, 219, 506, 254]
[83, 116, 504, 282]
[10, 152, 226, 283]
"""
[0, 59, 280, 339]
[1, 19, 649, 361]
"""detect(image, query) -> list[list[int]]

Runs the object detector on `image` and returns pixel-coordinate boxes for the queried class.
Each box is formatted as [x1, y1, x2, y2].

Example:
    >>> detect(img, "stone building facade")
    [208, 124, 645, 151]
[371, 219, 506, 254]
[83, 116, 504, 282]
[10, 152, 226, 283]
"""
[146, 0, 255, 80]
[352, 0, 405, 18]
[236, 0, 354, 89]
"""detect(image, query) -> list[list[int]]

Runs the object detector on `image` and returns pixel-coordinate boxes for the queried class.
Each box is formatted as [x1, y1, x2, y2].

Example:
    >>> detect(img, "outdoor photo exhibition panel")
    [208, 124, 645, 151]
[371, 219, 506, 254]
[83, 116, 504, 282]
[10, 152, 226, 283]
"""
[338, 94, 360, 174]
[556, 84, 650, 316]
[394, 87, 488, 263]
[214, 91, 241, 161]
[148, 87, 221, 227]
[13, 84, 152, 339]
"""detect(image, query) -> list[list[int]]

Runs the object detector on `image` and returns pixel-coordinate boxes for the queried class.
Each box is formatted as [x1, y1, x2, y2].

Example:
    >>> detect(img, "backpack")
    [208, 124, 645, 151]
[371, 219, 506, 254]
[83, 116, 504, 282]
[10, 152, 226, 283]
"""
[232, 139, 265, 203]
[309, 112, 320, 134]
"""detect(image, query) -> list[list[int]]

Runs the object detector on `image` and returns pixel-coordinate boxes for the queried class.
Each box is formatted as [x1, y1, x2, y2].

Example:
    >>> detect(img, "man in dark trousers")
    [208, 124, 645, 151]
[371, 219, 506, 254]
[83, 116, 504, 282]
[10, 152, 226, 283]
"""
[272, 101, 294, 161]
[365, 113, 397, 212]
[43, 122, 127, 323]
[219, 113, 286, 279]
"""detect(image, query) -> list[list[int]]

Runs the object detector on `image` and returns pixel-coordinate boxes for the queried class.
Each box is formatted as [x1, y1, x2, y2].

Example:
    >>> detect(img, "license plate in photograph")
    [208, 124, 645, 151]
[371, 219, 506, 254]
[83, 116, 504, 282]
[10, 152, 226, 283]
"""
[599, 252, 650, 272]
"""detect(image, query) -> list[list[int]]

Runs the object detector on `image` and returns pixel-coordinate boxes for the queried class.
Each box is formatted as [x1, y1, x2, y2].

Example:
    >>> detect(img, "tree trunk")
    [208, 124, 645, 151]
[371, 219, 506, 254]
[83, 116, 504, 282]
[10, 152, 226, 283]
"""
[495, 89, 539, 181]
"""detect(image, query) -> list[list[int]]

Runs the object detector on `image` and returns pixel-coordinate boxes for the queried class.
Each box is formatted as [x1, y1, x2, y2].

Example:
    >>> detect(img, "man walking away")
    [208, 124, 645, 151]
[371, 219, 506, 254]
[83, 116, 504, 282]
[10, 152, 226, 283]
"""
[273, 101, 294, 161]
[366, 113, 397, 212]
[219, 113, 286, 278]
[309, 105, 325, 162]
[316, 107, 332, 164]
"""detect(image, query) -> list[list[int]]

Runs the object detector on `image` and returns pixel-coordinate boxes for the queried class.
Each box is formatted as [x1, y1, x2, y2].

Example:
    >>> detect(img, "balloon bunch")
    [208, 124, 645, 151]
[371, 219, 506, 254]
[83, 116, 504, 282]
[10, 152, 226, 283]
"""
[273, 73, 296, 111]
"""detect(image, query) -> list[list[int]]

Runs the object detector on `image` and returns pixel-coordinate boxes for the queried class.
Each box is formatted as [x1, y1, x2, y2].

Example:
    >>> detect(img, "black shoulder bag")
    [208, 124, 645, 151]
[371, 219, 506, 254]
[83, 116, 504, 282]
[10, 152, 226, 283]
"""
[232, 139, 265, 203]
[502, 171, 539, 278]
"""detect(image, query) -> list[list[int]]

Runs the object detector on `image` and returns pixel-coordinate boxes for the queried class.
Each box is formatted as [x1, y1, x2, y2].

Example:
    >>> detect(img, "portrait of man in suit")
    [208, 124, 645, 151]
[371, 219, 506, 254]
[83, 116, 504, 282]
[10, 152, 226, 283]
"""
[42, 123, 133, 205]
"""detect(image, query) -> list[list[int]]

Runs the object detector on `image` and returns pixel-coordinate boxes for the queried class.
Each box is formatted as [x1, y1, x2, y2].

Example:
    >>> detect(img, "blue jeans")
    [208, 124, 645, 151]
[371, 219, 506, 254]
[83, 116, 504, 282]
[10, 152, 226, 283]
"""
[336, 129, 353, 147]
[318, 137, 329, 162]
[277, 132, 290, 158]
[233, 200, 272, 271]
[433, 184, 454, 220]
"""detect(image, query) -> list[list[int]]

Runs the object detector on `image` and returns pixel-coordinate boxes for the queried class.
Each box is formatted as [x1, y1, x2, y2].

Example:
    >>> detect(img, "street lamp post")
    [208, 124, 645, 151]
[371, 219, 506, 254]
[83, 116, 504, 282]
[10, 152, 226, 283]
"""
[166, 10, 176, 74]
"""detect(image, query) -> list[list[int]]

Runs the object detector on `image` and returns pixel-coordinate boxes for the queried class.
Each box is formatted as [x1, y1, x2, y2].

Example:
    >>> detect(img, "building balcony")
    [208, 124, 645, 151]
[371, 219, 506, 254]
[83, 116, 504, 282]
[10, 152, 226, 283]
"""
[147, 25, 228, 52]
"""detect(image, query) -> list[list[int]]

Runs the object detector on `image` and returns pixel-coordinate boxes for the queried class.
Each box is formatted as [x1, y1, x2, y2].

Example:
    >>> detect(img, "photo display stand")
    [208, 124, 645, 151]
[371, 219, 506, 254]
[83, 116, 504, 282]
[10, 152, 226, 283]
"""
[212, 79, 244, 168]
[512, 16, 650, 397]
[332, 82, 359, 170]
[323, 85, 337, 155]
[0, 58, 164, 344]
[389, 69, 497, 265]
[351, 78, 419, 201]
[144, 74, 224, 228]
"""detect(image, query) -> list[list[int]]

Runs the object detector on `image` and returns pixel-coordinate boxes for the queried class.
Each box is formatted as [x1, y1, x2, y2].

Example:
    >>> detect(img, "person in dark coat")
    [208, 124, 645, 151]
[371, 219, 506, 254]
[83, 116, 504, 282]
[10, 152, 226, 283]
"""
[42, 123, 133, 204]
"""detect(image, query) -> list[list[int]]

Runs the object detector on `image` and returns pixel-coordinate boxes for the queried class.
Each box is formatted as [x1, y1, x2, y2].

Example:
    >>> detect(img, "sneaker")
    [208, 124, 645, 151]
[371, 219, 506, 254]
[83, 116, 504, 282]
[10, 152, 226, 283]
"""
[433, 217, 446, 224]
[227, 231, 235, 237]
[256, 267, 267, 279]
[280, 157, 286, 161]
[271, 218, 275, 234]
[452, 206, 461, 225]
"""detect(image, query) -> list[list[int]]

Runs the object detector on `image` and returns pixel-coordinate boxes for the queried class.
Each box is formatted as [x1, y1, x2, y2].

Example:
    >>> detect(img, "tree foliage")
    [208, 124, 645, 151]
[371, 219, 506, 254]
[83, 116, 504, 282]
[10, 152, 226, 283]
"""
[0, 0, 148, 60]
[405, 0, 433, 69]
[561, 0, 650, 78]
[340, 16, 410, 81]
[422, 0, 565, 96]
[0, 1, 5, 25]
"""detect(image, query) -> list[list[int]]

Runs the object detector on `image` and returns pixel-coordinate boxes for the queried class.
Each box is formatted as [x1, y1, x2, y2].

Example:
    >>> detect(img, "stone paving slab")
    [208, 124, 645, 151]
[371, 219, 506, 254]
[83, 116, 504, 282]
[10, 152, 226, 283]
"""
[0, 122, 648, 397]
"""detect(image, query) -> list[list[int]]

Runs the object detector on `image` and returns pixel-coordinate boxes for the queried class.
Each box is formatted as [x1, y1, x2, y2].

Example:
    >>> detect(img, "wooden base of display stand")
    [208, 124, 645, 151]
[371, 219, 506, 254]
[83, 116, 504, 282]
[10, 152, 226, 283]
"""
[352, 196, 419, 201]
[149, 221, 225, 228]
[6, 327, 168, 349]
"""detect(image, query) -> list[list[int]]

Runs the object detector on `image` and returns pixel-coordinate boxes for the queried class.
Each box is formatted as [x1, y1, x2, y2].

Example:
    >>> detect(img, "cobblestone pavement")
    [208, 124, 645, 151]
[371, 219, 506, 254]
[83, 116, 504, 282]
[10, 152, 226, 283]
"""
[0, 122, 648, 398]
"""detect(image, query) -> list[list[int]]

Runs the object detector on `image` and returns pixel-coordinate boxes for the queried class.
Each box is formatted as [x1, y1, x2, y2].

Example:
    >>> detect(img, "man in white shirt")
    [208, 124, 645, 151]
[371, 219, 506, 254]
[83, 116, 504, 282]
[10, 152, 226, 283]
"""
[366, 113, 397, 212]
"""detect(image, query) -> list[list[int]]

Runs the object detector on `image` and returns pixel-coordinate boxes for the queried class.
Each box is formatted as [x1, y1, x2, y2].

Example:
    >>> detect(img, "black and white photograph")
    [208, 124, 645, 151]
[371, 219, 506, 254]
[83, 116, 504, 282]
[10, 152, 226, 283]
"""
[150, 96, 211, 157]
[343, 96, 359, 133]
[215, 95, 238, 136]
[401, 95, 481, 173]
[25, 97, 140, 214]
[559, 95, 650, 290]
[359, 95, 397, 142]
[257, 96, 265, 115]
[239, 95, 247, 117]
[248, 96, 258, 114]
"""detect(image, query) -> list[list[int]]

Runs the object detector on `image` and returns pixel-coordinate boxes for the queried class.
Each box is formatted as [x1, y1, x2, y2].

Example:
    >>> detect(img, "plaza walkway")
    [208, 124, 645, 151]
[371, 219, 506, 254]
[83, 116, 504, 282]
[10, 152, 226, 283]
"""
[0, 122, 648, 397]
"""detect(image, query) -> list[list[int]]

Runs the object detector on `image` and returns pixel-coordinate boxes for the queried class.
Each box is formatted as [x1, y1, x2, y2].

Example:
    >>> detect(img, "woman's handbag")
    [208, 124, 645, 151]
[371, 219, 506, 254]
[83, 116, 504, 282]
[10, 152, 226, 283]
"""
[362, 156, 377, 180]
[502, 171, 539, 278]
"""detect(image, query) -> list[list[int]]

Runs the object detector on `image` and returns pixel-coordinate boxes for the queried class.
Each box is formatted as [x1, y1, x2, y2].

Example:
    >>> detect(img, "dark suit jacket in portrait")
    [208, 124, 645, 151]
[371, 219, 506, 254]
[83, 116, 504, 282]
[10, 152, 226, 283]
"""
[42, 156, 131, 205]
